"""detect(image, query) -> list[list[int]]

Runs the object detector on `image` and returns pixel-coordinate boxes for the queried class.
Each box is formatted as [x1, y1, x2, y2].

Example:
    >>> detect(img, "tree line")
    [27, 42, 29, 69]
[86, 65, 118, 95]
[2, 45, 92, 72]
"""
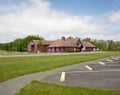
[0, 36, 120, 52]
[0, 35, 44, 51]
[84, 38, 120, 51]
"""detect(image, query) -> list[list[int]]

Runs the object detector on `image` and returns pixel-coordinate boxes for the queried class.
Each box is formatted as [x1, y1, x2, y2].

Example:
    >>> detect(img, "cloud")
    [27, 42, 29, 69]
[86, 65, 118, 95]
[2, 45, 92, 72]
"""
[109, 10, 120, 23]
[0, 0, 120, 43]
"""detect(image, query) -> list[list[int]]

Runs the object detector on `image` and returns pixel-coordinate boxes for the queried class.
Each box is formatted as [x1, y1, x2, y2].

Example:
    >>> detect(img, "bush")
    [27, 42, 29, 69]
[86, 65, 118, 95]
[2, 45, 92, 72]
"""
[76, 48, 80, 52]
[66, 48, 74, 52]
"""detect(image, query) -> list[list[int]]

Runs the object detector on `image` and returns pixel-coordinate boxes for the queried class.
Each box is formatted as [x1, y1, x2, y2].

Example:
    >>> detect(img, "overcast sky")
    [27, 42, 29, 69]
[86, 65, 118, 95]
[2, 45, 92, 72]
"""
[0, 0, 120, 43]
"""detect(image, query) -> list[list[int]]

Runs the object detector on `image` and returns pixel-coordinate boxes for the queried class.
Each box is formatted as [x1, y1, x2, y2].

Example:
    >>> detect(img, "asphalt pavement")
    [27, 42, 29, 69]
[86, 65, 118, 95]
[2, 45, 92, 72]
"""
[42, 57, 120, 89]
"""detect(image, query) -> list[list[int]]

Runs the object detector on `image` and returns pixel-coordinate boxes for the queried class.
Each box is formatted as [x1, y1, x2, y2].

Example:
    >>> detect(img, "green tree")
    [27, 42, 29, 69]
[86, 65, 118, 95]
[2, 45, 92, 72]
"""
[67, 36, 74, 39]
[111, 41, 120, 51]
[107, 40, 114, 51]
[3, 35, 44, 52]
[84, 38, 107, 51]
[22, 35, 44, 51]
[12, 38, 23, 51]
[84, 38, 91, 42]
[38, 40, 44, 52]
[4, 42, 13, 51]
[0, 43, 5, 50]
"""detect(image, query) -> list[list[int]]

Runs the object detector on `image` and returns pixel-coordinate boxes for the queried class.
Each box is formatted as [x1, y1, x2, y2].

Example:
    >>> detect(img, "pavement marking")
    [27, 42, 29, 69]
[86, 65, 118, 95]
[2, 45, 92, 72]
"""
[106, 59, 113, 62]
[60, 72, 66, 82]
[67, 69, 120, 73]
[99, 61, 106, 65]
[85, 65, 93, 71]
[112, 58, 119, 60]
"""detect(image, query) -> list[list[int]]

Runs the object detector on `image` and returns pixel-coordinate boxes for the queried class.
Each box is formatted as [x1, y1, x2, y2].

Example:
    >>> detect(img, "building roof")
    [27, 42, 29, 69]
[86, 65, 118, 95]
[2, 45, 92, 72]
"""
[42, 40, 54, 45]
[30, 40, 54, 45]
[82, 41, 96, 47]
[30, 38, 96, 48]
[48, 38, 79, 47]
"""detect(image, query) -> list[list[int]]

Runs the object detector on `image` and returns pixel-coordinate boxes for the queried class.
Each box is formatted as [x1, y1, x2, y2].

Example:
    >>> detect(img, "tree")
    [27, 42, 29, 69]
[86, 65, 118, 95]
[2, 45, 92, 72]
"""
[4, 42, 13, 51]
[111, 41, 120, 51]
[67, 36, 74, 39]
[0, 43, 5, 50]
[12, 38, 23, 51]
[21, 35, 44, 51]
[2, 35, 44, 52]
[83, 38, 91, 42]
[84, 38, 107, 51]
[107, 40, 114, 51]
[38, 40, 45, 52]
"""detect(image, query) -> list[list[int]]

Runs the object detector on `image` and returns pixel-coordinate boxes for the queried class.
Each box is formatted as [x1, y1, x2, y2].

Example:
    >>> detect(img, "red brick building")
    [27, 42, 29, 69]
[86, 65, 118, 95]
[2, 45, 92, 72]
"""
[28, 37, 96, 53]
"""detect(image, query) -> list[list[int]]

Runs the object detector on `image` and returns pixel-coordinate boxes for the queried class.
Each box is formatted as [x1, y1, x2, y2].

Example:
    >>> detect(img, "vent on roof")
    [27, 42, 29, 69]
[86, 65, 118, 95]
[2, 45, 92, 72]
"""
[61, 36, 65, 41]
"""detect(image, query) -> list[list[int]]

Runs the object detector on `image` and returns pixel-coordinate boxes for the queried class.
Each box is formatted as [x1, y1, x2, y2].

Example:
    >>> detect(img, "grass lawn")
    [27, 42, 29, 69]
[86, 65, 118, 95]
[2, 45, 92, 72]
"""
[0, 52, 120, 82]
[0, 50, 28, 55]
[16, 80, 120, 95]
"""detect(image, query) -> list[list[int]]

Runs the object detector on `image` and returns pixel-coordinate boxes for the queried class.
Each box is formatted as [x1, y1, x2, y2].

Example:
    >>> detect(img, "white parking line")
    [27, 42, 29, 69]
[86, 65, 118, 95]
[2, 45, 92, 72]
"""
[112, 58, 119, 60]
[106, 59, 113, 62]
[60, 72, 66, 82]
[99, 62, 106, 65]
[67, 69, 120, 73]
[85, 65, 93, 70]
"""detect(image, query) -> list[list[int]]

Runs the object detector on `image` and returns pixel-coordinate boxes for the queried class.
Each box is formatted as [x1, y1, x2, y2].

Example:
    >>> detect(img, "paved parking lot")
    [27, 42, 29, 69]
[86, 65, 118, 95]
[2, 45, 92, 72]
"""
[42, 57, 120, 89]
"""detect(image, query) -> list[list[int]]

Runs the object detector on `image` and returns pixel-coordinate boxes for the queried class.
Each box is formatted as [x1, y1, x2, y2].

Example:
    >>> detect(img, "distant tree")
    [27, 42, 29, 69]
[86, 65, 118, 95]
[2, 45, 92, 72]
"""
[12, 38, 23, 51]
[67, 36, 74, 39]
[84, 38, 107, 51]
[22, 35, 44, 51]
[3, 35, 44, 52]
[4, 42, 12, 51]
[4, 44, 9, 51]
[0, 43, 5, 50]
[107, 40, 114, 51]
[83, 38, 91, 42]
[114, 41, 120, 51]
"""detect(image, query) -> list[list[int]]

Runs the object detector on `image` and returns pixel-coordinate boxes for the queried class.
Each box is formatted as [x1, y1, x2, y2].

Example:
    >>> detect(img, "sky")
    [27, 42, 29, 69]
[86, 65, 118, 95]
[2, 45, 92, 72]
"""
[0, 0, 120, 43]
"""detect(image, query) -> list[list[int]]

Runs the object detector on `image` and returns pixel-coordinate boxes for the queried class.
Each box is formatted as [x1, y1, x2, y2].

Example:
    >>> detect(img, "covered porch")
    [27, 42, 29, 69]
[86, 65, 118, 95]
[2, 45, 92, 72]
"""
[47, 47, 81, 53]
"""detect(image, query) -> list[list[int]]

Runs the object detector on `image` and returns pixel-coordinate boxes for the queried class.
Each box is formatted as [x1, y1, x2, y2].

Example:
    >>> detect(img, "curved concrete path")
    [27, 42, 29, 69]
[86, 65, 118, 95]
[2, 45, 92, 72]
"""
[0, 52, 103, 58]
[0, 57, 119, 95]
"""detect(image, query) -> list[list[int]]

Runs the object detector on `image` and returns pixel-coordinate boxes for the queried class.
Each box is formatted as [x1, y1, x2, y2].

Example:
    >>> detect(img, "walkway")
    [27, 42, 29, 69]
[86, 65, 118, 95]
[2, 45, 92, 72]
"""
[0, 52, 103, 58]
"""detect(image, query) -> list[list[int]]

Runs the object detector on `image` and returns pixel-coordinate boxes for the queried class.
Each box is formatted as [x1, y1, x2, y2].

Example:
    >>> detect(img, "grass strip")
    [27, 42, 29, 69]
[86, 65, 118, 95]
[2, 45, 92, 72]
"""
[16, 80, 120, 95]
[0, 52, 120, 82]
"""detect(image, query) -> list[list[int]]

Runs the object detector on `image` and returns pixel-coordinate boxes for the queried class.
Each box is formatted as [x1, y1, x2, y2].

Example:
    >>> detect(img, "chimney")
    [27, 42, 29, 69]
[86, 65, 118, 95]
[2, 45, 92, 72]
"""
[61, 36, 65, 41]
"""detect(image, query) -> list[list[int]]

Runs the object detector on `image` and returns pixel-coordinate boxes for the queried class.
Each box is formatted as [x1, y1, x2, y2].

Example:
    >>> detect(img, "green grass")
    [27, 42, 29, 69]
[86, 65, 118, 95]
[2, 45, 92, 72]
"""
[0, 52, 120, 82]
[0, 50, 28, 55]
[16, 80, 120, 95]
